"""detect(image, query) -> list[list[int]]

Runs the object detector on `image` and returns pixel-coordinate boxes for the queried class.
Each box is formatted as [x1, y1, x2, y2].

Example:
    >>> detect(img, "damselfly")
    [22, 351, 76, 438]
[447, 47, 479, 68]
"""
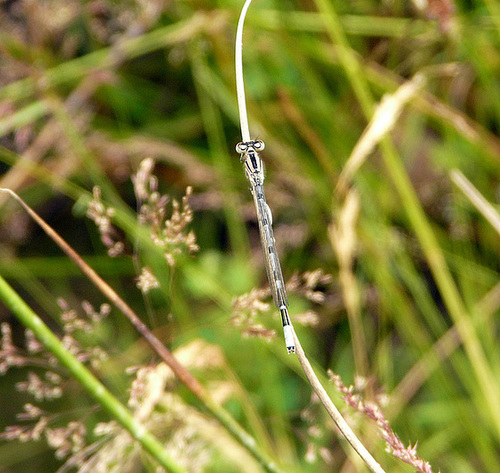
[236, 140, 295, 353]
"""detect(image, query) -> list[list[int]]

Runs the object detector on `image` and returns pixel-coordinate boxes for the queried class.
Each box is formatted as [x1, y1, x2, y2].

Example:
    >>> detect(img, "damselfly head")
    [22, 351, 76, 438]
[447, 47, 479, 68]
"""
[235, 140, 265, 156]
[236, 140, 265, 185]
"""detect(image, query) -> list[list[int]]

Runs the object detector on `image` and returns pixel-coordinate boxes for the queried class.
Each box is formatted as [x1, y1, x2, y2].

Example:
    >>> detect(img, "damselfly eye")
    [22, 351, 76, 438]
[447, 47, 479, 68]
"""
[235, 142, 248, 154]
[253, 140, 265, 151]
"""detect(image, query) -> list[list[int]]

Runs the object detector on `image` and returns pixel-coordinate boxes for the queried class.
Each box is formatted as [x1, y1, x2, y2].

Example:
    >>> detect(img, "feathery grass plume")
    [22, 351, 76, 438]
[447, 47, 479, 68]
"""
[87, 158, 200, 267]
[75, 341, 235, 472]
[286, 270, 334, 327]
[133, 158, 199, 267]
[0, 298, 113, 461]
[46, 421, 87, 460]
[329, 371, 437, 473]
[132, 157, 156, 203]
[161, 187, 199, 266]
[59, 298, 110, 333]
[81, 363, 212, 473]
[86, 186, 125, 257]
[286, 269, 333, 305]
[293, 310, 321, 328]
[0, 322, 25, 373]
[16, 371, 63, 401]
[231, 269, 332, 340]
[136, 266, 160, 294]
[0, 324, 88, 457]
[231, 287, 276, 341]
[300, 394, 333, 466]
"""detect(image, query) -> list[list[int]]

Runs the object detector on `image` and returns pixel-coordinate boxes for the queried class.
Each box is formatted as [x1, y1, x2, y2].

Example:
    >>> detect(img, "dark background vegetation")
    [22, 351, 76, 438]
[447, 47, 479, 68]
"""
[0, 0, 499, 471]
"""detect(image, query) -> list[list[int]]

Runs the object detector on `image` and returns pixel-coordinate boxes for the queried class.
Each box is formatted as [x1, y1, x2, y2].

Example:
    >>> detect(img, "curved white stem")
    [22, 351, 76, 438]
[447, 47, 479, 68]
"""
[235, 0, 253, 142]
[234, 5, 385, 472]
[292, 328, 386, 473]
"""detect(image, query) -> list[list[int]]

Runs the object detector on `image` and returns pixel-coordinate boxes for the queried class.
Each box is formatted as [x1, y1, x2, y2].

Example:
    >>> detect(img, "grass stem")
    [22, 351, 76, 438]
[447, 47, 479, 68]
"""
[0, 274, 185, 473]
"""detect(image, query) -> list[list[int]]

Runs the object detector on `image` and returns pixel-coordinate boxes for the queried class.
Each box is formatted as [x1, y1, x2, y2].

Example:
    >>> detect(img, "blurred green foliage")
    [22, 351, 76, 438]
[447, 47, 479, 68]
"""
[0, 0, 499, 471]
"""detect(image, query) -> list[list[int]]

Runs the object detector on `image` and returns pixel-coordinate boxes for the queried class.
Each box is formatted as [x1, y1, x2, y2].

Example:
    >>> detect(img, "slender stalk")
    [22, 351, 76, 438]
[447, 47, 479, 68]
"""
[293, 329, 386, 473]
[249, 10, 423, 37]
[451, 169, 500, 236]
[330, 190, 370, 378]
[235, 0, 253, 142]
[0, 101, 48, 137]
[313, 0, 374, 117]
[0, 274, 185, 473]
